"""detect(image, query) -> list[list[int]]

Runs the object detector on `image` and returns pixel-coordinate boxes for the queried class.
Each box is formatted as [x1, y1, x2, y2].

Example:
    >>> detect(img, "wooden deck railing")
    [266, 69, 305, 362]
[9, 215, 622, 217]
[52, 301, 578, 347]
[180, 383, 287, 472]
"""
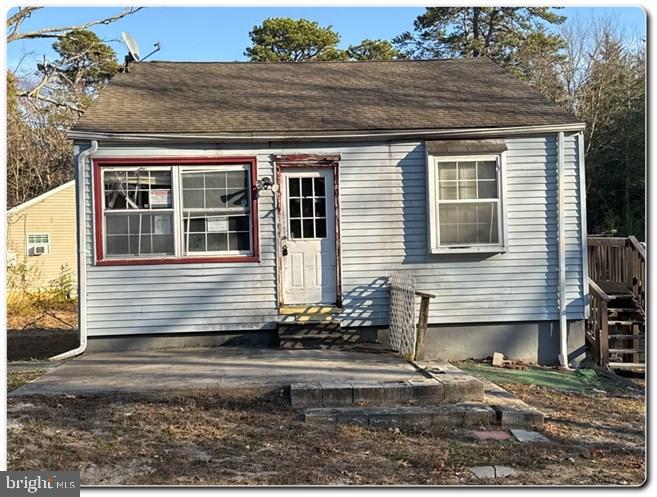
[587, 279, 610, 368]
[587, 236, 646, 308]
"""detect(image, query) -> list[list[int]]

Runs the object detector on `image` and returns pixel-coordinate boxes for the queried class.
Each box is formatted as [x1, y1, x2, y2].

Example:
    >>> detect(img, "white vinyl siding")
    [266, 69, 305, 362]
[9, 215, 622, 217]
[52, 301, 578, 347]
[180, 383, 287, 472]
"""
[78, 134, 585, 336]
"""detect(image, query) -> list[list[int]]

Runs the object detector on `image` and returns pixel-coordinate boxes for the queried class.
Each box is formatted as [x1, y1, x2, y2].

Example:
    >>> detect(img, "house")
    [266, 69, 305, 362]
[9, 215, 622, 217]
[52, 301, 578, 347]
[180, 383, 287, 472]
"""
[65, 58, 588, 365]
[7, 181, 78, 289]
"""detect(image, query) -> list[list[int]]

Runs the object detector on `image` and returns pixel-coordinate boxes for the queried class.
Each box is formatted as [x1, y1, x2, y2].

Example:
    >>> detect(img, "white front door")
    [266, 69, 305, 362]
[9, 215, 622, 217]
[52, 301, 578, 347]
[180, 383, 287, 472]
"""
[281, 169, 337, 305]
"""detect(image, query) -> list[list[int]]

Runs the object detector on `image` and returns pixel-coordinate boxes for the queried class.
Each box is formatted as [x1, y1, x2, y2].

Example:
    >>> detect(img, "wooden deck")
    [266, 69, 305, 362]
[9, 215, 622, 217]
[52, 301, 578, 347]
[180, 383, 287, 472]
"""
[586, 236, 645, 371]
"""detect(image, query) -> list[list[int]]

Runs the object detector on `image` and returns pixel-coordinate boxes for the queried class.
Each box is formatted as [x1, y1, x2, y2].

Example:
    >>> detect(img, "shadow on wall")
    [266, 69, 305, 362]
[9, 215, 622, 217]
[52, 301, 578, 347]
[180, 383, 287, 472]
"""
[537, 320, 587, 365]
[338, 277, 389, 328]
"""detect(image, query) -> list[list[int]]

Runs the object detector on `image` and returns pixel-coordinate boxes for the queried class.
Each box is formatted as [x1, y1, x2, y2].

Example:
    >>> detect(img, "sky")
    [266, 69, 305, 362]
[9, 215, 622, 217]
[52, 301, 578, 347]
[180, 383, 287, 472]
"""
[6, 6, 647, 74]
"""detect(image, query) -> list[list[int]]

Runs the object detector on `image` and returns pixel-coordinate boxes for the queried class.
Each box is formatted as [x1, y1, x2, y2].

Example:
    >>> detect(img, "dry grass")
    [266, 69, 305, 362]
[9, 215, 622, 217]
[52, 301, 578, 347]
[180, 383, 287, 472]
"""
[7, 381, 645, 486]
[7, 300, 77, 332]
[7, 298, 78, 361]
[7, 371, 46, 392]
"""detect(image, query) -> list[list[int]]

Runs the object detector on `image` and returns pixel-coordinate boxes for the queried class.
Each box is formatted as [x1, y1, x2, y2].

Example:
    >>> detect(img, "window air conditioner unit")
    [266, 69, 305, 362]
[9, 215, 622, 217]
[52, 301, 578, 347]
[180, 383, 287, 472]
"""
[34, 245, 46, 255]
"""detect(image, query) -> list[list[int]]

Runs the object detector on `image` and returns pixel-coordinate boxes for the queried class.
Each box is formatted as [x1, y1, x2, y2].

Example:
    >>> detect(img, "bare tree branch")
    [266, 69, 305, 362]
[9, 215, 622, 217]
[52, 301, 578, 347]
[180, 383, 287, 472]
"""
[7, 7, 144, 43]
[6, 6, 39, 34]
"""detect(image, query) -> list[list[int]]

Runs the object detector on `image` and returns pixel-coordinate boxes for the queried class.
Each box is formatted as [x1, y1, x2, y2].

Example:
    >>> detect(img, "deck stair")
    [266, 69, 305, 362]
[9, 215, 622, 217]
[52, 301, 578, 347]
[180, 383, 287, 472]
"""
[586, 236, 645, 372]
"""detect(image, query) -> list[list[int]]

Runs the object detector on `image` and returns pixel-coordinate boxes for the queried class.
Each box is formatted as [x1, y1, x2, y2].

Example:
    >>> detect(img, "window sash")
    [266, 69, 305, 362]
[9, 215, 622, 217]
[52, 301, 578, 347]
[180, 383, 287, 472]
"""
[99, 164, 253, 260]
[104, 211, 175, 258]
[432, 155, 504, 249]
[180, 165, 252, 256]
[27, 233, 49, 244]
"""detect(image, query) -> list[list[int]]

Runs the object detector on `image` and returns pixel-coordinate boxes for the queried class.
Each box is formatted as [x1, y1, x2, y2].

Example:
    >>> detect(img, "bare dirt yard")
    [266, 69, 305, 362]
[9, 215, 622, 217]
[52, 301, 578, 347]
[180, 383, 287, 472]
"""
[7, 365, 645, 486]
[7, 301, 78, 361]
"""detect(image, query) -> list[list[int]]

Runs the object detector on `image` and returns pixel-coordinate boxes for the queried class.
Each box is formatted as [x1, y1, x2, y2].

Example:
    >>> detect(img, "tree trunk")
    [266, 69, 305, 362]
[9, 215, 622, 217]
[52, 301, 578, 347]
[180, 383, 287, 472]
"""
[472, 7, 480, 56]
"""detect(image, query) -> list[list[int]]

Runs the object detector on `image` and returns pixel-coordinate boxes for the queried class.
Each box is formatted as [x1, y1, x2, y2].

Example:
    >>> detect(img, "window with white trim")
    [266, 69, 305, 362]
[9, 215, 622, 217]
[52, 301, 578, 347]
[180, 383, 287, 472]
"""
[428, 154, 504, 252]
[27, 233, 50, 256]
[99, 163, 254, 261]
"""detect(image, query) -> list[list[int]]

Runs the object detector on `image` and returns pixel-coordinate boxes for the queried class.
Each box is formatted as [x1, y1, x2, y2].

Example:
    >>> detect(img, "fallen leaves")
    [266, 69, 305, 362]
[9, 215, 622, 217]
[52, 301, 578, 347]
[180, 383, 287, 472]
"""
[6, 381, 646, 486]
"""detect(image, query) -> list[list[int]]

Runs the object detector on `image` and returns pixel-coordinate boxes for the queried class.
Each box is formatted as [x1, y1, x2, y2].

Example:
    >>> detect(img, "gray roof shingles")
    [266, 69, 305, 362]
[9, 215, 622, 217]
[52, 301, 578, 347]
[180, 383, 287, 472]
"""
[72, 58, 579, 135]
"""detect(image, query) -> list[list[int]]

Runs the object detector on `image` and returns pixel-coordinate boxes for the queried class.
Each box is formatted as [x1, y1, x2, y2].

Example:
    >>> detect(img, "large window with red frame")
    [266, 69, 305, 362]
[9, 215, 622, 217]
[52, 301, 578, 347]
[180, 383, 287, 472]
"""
[100, 164, 253, 260]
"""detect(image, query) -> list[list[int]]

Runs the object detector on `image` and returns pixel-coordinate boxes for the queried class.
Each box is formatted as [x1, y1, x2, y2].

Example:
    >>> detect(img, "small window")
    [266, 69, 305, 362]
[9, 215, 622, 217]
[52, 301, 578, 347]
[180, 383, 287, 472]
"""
[428, 155, 504, 253]
[27, 233, 50, 256]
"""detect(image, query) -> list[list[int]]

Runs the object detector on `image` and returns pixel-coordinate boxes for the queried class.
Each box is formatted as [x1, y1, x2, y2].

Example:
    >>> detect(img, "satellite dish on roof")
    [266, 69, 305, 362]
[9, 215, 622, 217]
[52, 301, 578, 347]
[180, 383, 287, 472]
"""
[121, 32, 160, 72]
[122, 31, 141, 61]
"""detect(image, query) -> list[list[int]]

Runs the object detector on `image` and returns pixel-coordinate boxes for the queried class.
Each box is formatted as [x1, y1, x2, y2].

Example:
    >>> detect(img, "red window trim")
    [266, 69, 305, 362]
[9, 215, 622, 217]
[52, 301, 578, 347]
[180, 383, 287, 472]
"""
[93, 156, 260, 266]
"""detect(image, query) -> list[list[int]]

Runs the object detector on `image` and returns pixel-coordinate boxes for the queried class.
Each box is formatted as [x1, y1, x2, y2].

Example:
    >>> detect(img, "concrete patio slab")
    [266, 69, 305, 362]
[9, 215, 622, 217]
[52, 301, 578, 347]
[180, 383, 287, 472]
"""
[10, 347, 426, 397]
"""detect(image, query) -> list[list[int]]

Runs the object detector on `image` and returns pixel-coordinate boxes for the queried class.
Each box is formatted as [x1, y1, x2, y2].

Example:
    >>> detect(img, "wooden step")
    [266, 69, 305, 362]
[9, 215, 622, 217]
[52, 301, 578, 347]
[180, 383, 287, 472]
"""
[607, 293, 635, 300]
[609, 362, 645, 371]
[607, 307, 640, 312]
[610, 348, 644, 354]
[608, 320, 644, 326]
[609, 334, 645, 340]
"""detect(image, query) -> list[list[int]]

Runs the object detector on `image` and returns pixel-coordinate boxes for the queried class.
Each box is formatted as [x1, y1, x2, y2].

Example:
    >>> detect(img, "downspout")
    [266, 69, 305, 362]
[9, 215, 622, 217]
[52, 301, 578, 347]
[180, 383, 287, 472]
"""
[50, 140, 98, 361]
[557, 132, 570, 369]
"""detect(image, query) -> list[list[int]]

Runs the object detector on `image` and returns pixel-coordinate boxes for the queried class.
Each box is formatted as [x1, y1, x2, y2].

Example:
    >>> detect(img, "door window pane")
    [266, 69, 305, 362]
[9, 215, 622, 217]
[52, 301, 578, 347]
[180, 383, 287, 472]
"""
[286, 176, 330, 240]
[303, 219, 315, 238]
[290, 219, 302, 239]
[289, 199, 301, 217]
[302, 198, 314, 217]
[314, 178, 325, 196]
[302, 178, 313, 197]
[289, 178, 300, 197]
[315, 219, 327, 238]
[314, 198, 326, 217]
